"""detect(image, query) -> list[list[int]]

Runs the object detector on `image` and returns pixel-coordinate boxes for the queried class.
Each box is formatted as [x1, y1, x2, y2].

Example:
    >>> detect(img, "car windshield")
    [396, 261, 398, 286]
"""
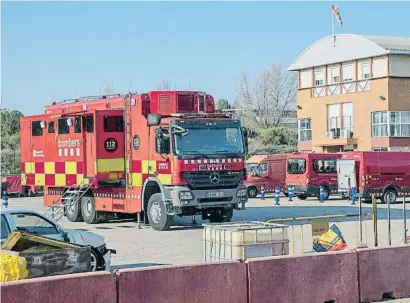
[246, 163, 258, 173]
[172, 120, 245, 156]
[287, 158, 306, 174]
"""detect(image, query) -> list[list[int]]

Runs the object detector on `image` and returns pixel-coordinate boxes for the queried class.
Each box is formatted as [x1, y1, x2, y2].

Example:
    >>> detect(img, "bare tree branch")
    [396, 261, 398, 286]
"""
[235, 64, 296, 129]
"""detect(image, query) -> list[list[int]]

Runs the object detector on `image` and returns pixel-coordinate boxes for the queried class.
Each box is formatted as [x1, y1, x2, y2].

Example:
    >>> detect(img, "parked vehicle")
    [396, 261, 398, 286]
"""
[245, 154, 288, 198]
[286, 152, 342, 201]
[1, 175, 43, 197]
[0, 209, 115, 271]
[337, 151, 410, 203]
[20, 91, 248, 231]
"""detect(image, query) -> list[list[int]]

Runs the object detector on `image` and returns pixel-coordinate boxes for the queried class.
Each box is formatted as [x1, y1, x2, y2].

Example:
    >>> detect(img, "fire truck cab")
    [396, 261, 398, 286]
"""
[20, 91, 248, 231]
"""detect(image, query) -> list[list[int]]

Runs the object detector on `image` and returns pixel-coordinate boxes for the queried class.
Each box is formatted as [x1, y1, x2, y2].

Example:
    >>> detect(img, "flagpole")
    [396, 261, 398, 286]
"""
[332, 9, 335, 47]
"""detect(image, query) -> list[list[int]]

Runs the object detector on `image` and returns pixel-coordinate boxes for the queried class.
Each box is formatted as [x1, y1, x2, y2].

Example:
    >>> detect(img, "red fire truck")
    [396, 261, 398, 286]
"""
[20, 91, 249, 230]
[286, 152, 342, 200]
[337, 151, 410, 203]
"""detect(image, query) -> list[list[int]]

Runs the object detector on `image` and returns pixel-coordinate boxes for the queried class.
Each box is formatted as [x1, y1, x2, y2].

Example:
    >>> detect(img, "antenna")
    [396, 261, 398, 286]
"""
[111, 80, 115, 93]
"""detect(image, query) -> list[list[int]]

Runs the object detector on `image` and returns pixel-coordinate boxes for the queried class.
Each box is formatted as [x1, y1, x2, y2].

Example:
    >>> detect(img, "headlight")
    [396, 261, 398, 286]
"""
[236, 188, 247, 197]
[179, 191, 193, 200]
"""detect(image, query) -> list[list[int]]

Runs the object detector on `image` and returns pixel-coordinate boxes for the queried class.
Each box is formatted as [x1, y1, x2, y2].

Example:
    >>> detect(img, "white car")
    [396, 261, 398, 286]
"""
[0, 209, 115, 272]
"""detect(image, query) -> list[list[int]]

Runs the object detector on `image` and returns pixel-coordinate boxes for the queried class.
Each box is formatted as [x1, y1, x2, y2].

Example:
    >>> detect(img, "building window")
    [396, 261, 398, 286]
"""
[330, 67, 340, 84]
[342, 103, 353, 138]
[372, 111, 410, 138]
[372, 147, 389, 151]
[298, 119, 311, 142]
[328, 104, 340, 139]
[372, 112, 388, 137]
[361, 63, 371, 79]
[314, 70, 324, 86]
[342, 63, 354, 82]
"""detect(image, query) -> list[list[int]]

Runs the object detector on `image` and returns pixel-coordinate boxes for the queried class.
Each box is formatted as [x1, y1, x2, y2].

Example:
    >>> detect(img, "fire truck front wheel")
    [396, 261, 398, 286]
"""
[247, 187, 258, 198]
[147, 193, 173, 231]
[81, 196, 103, 224]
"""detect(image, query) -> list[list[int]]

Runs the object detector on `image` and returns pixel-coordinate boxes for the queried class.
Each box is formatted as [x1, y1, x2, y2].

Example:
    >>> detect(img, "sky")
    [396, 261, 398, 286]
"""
[1, 1, 410, 115]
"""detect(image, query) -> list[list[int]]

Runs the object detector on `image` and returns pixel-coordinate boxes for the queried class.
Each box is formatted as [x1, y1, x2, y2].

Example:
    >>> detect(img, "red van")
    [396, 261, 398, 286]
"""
[245, 154, 288, 198]
[337, 151, 410, 203]
[286, 152, 342, 200]
[1, 175, 43, 197]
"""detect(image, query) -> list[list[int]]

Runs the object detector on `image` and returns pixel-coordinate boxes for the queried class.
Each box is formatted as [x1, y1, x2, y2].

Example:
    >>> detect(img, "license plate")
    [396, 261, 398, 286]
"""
[207, 192, 224, 198]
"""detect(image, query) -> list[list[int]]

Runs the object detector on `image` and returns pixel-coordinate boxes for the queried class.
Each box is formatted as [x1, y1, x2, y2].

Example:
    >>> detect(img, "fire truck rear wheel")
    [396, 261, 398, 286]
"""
[65, 195, 84, 222]
[81, 196, 103, 224]
[147, 193, 173, 231]
[247, 187, 258, 198]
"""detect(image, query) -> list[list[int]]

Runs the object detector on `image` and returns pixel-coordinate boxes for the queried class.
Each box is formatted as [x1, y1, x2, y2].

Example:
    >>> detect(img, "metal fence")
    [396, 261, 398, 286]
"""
[264, 195, 409, 255]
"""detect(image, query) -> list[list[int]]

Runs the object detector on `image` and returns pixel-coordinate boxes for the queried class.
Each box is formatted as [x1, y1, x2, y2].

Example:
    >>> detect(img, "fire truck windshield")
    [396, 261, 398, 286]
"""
[172, 120, 245, 157]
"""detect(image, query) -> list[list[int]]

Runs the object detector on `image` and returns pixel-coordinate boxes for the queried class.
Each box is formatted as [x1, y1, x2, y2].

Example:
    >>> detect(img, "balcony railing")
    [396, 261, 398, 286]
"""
[312, 79, 371, 98]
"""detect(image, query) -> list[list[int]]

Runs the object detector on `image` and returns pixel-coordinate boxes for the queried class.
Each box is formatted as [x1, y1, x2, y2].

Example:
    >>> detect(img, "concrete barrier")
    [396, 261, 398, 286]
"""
[247, 251, 359, 303]
[357, 245, 410, 302]
[117, 261, 247, 303]
[0, 272, 116, 303]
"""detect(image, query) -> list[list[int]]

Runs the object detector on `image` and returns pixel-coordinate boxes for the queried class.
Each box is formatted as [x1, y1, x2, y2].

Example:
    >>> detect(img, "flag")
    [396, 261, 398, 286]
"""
[332, 4, 343, 25]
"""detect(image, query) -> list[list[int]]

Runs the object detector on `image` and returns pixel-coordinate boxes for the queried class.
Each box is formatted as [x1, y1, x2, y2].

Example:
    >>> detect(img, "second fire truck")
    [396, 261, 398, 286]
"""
[20, 91, 249, 230]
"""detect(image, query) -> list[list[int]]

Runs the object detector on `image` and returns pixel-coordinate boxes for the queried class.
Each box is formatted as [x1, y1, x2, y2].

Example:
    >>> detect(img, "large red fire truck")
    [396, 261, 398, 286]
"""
[20, 91, 249, 231]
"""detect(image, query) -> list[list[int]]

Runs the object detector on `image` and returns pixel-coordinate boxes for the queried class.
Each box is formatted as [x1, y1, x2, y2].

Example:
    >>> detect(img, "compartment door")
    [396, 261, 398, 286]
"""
[94, 109, 125, 180]
[337, 159, 356, 191]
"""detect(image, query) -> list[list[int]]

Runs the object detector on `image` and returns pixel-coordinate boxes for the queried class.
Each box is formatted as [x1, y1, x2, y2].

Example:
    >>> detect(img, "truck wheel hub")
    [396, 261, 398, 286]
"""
[150, 202, 162, 223]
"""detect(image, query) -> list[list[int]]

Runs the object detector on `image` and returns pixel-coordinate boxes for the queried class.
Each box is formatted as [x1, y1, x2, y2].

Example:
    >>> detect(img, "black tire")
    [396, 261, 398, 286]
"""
[297, 195, 308, 200]
[81, 195, 103, 224]
[381, 188, 397, 204]
[209, 209, 233, 223]
[147, 193, 173, 231]
[90, 248, 103, 272]
[283, 192, 289, 197]
[317, 186, 330, 201]
[247, 187, 258, 198]
[65, 194, 84, 222]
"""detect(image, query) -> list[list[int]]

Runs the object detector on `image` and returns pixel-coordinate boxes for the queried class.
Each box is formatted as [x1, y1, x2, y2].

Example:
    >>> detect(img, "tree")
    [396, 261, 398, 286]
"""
[157, 78, 172, 91]
[235, 64, 297, 129]
[1, 109, 23, 174]
[216, 98, 229, 110]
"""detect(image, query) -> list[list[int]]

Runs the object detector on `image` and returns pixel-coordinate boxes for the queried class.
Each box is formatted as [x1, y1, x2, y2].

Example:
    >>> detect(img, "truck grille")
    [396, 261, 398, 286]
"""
[181, 171, 243, 190]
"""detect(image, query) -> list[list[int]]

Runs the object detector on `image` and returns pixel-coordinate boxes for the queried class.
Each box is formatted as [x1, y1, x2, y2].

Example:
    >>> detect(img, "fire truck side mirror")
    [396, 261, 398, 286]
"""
[147, 114, 162, 126]
[242, 127, 249, 154]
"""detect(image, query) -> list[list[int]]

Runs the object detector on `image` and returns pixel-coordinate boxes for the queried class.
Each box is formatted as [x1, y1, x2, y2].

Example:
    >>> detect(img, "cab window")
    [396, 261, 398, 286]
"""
[85, 116, 94, 133]
[287, 158, 306, 174]
[74, 117, 82, 133]
[58, 118, 70, 134]
[313, 159, 337, 173]
[32, 121, 43, 136]
[104, 116, 124, 132]
[48, 121, 55, 133]
[253, 163, 268, 176]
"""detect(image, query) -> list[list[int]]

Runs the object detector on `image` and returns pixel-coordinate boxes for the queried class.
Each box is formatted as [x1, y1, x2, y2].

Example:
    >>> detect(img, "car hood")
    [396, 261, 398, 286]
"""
[65, 229, 105, 248]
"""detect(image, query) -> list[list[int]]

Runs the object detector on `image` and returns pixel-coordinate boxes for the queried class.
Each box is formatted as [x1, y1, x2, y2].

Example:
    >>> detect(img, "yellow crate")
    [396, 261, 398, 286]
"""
[0, 253, 29, 282]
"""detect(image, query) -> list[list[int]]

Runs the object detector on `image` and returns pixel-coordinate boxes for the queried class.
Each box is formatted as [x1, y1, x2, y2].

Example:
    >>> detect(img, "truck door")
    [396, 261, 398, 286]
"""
[94, 109, 125, 181]
[337, 159, 357, 192]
